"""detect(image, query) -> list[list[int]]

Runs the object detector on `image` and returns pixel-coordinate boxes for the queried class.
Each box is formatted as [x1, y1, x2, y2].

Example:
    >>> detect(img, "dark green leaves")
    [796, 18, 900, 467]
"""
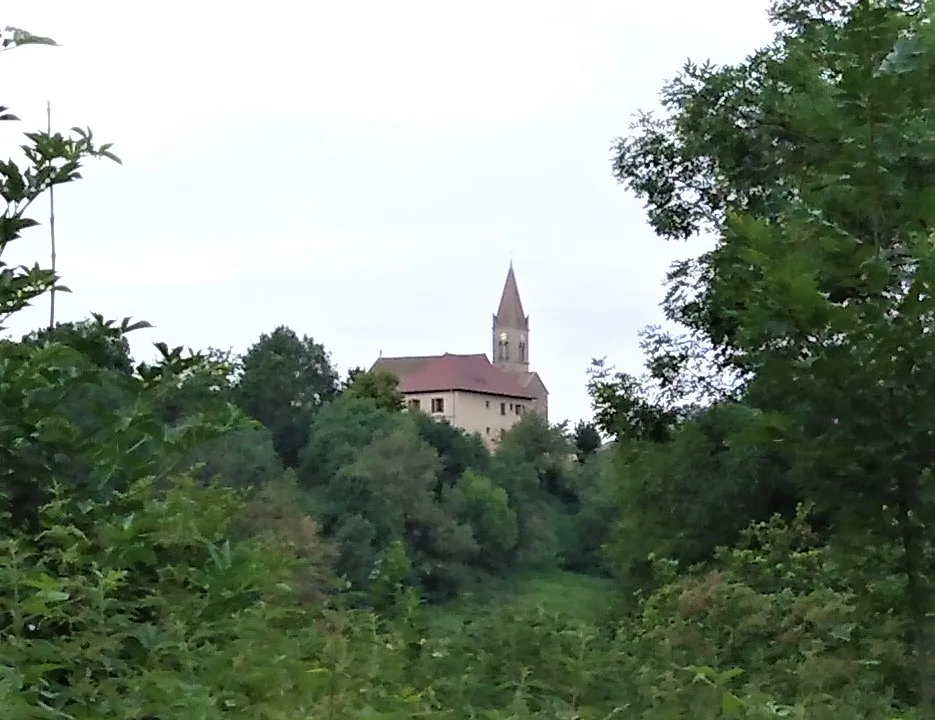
[1, 83, 121, 325]
[234, 326, 340, 468]
[612, 1, 935, 711]
[0, 264, 62, 330]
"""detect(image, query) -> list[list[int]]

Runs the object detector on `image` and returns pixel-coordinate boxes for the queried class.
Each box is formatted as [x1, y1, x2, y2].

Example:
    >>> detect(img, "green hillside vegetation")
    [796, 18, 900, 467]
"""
[4, 2, 935, 716]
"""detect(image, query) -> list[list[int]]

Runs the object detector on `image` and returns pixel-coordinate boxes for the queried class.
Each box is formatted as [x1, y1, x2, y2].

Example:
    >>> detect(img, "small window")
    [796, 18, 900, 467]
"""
[485, 400, 490, 408]
[408, 398, 421, 410]
[509, 403, 513, 411]
[485, 427, 490, 435]
[515, 404, 523, 415]
[499, 429, 506, 440]
[431, 397, 444, 413]
[500, 402, 506, 416]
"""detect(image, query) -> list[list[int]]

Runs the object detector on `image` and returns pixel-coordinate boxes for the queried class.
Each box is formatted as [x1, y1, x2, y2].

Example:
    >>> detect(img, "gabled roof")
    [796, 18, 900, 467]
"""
[396, 353, 536, 399]
[494, 263, 528, 330]
[370, 355, 437, 378]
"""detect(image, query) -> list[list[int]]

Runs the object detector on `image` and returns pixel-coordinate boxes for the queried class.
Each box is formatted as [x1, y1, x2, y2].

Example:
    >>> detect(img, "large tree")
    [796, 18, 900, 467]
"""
[612, 0, 935, 712]
[613, 0, 935, 385]
[234, 325, 339, 467]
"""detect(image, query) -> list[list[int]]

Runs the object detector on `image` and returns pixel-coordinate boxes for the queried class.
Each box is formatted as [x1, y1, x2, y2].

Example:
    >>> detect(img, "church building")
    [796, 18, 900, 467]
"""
[370, 264, 548, 447]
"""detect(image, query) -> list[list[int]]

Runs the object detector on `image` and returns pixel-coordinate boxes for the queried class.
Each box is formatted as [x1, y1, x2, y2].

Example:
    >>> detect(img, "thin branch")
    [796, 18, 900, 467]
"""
[47, 100, 57, 331]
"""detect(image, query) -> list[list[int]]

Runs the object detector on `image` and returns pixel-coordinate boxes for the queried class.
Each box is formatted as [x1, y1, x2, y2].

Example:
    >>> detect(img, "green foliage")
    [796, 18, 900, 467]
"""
[562, 451, 618, 575]
[626, 508, 909, 718]
[296, 394, 596, 598]
[368, 539, 415, 613]
[234, 326, 339, 467]
[410, 411, 491, 492]
[299, 394, 404, 490]
[8, 6, 935, 718]
[22, 315, 142, 374]
[587, 357, 680, 442]
[0, 30, 335, 719]
[499, 413, 574, 500]
[0, 127, 118, 331]
[341, 368, 406, 412]
[188, 424, 283, 489]
[1, 477, 317, 719]
[604, 402, 798, 592]
[487, 443, 558, 567]
[572, 419, 602, 463]
[444, 470, 519, 569]
[238, 473, 337, 603]
[602, 0, 935, 716]
[318, 422, 478, 600]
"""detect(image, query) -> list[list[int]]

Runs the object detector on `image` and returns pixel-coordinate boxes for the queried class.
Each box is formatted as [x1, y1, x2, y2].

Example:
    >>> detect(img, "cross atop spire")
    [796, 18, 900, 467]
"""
[495, 263, 527, 330]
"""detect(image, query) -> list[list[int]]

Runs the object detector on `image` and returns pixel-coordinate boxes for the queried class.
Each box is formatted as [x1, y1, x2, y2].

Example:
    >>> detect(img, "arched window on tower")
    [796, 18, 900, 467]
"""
[497, 341, 504, 361]
[503, 340, 509, 361]
[519, 341, 526, 363]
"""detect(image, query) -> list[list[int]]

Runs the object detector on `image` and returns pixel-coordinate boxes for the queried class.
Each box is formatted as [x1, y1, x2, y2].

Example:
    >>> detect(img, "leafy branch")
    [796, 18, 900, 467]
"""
[1, 27, 121, 329]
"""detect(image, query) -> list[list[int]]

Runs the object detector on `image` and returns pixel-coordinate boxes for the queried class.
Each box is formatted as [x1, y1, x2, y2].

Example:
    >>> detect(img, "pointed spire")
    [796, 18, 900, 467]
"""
[495, 263, 527, 329]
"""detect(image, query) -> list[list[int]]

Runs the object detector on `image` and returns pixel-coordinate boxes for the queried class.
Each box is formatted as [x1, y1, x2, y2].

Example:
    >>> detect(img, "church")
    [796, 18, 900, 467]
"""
[371, 264, 548, 448]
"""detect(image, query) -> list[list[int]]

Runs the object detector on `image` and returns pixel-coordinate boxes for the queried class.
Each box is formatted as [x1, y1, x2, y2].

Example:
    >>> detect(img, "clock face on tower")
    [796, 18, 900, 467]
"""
[499, 332, 507, 341]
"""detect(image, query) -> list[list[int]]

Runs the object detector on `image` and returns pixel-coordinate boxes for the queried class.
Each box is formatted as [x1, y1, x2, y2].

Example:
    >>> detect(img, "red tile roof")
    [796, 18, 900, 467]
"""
[370, 355, 437, 378]
[395, 353, 536, 399]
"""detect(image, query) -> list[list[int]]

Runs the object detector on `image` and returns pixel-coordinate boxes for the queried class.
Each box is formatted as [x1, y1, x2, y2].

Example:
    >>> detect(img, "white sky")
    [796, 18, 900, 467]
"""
[3, 0, 774, 425]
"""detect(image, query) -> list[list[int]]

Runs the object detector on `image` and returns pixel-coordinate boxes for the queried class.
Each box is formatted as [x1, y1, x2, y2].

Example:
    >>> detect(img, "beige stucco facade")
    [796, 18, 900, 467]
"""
[402, 389, 536, 448]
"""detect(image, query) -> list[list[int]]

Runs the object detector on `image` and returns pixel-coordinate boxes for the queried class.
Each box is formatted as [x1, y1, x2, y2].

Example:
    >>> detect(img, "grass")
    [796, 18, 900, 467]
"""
[427, 570, 617, 633]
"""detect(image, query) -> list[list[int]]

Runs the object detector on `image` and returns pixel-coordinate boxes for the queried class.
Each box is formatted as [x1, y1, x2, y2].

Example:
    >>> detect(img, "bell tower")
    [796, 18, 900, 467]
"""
[492, 262, 529, 374]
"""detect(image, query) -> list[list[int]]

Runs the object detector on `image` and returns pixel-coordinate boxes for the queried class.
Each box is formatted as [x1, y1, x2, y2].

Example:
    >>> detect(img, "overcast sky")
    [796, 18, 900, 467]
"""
[3, 0, 773, 425]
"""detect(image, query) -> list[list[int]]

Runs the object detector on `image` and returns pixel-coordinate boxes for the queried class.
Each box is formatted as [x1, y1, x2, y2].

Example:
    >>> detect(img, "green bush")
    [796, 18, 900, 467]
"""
[0, 476, 317, 718]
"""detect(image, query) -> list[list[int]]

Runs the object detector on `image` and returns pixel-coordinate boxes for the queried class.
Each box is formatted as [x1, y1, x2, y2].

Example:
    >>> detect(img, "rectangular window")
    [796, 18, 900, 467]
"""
[509, 403, 514, 411]
[500, 402, 506, 416]
[485, 400, 490, 408]
[485, 427, 490, 435]
[431, 397, 444, 414]
[408, 398, 421, 410]
[515, 404, 524, 415]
